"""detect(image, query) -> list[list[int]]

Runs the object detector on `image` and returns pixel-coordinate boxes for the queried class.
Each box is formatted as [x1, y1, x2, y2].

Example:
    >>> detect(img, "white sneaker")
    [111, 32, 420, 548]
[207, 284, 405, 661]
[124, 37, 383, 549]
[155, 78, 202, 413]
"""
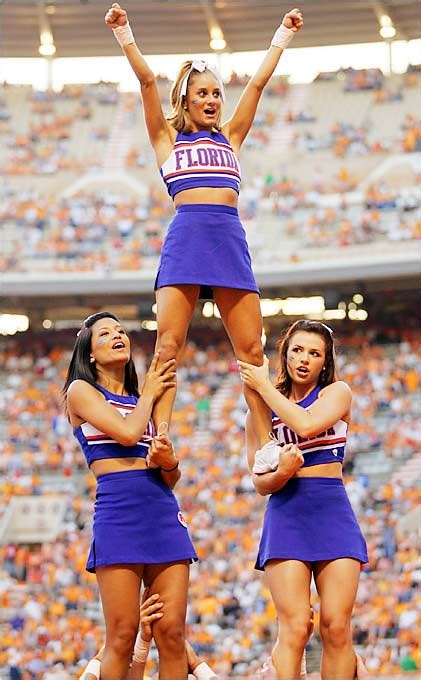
[252, 436, 282, 474]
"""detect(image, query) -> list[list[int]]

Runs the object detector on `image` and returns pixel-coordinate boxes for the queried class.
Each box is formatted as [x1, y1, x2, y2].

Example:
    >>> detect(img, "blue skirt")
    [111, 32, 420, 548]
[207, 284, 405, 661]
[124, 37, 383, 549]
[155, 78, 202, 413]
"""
[86, 469, 197, 573]
[255, 477, 368, 570]
[154, 204, 259, 300]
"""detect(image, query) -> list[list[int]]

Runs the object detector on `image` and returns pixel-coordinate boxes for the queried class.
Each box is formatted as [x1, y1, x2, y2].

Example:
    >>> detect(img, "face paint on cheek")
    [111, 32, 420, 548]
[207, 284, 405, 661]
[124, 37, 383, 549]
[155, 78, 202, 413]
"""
[97, 339, 107, 347]
[191, 99, 200, 104]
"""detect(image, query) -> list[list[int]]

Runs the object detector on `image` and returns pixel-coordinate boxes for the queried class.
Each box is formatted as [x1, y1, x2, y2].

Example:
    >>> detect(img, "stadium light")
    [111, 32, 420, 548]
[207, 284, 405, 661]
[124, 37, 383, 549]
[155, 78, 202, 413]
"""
[380, 25, 396, 39]
[39, 30, 56, 56]
[210, 27, 226, 51]
[202, 301, 214, 318]
[141, 320, 158, 331]
[348, 309, 368, 321]
[353, 294, 364, 304]
[323, 309, 346, 320]
[0, 314, 29, 335]
[380, 14, 392, 27]
[42, 319, 53, 329]
[283, 296, 325, 316]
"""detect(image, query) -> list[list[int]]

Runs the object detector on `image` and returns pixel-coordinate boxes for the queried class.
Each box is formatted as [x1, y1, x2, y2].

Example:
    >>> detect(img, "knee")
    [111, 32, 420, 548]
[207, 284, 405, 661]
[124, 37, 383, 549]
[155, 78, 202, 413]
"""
[154, 615, 185, 655]
[156, 332, 183, 362]
[281, 615, 313, 651]
[106, 621, 138, 660]
[320, 616, 352, 649]
[237, 338, 264, 366]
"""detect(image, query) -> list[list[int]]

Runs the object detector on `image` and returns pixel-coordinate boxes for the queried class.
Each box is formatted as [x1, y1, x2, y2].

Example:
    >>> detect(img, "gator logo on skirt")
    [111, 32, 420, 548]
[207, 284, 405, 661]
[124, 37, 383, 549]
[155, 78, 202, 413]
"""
[177, 511, 188, 528]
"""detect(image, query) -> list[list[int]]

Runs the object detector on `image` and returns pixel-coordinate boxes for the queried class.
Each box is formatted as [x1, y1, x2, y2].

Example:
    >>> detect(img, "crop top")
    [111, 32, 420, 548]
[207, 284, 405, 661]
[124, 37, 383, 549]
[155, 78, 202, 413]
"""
[160, 130, 241, 199]
[272, 385, 347, 467]
[73, 384, 155, 467]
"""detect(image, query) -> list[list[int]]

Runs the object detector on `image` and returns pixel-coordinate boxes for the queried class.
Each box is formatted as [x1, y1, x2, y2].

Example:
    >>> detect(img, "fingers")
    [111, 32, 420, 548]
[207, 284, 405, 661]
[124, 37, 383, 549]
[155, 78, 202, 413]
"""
[140, 601, 164, 621]
[149, 351, 160, 371]
[237, 359, 252, 369]
[283, 7, 303, 32]
[158, 358, 177, 375]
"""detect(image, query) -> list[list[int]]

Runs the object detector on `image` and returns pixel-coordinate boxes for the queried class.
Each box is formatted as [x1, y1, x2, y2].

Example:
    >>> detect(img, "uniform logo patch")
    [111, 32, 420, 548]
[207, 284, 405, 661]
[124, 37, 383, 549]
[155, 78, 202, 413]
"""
[177, 511, 188, 528]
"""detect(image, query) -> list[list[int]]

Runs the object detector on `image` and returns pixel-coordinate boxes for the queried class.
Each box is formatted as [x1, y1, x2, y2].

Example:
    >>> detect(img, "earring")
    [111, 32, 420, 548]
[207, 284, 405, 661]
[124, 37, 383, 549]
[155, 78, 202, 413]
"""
[90, 356, 95, 363]
[183, 106, 188, 110]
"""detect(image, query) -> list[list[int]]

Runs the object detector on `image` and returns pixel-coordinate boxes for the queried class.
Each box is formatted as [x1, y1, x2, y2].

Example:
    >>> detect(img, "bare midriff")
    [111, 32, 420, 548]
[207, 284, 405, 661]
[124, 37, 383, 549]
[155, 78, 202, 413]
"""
[91, 457, 148, 478]
[294, 461, 343, 479]
[174, 186, 238, 208]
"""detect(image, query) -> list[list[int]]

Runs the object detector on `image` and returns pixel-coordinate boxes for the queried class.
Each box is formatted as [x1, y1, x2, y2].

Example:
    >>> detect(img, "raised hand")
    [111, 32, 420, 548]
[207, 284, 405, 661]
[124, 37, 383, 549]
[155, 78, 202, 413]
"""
[237, 355, 271, 393]
[142, 352, 177, 402]
[104, 3, 128, 28]
[282, 8, 304, 32]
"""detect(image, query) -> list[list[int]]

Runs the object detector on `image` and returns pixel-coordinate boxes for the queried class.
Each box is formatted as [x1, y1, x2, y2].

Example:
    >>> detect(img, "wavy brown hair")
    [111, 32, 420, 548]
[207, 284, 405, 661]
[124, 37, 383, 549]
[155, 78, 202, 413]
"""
[275, 319, 338, 397]
[167, 60, 222, 133]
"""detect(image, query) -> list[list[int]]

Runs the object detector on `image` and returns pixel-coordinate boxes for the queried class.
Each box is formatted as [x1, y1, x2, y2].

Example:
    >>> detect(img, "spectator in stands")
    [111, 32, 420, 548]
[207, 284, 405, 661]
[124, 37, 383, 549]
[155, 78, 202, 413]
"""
[63, 312, 197, 680]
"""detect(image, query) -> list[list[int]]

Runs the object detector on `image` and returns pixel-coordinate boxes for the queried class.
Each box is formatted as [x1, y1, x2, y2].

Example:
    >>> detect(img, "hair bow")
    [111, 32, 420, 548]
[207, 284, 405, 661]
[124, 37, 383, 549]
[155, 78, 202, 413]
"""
[179, 60, 225, 101]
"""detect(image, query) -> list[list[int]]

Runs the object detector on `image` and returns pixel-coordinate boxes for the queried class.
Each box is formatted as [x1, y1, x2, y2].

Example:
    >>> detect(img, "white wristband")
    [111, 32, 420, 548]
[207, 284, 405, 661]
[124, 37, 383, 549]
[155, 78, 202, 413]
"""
[80, 658, 101, 680]
[132, 633, 151, 664]
[271, 24, 295, 49]
[112, 22, 135, 48]
[194, 661, 218, 680]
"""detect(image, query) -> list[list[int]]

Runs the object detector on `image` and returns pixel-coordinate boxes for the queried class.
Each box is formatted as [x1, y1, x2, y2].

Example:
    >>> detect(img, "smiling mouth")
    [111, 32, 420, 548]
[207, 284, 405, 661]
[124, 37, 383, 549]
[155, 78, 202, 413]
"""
[112, 342, 125, 350]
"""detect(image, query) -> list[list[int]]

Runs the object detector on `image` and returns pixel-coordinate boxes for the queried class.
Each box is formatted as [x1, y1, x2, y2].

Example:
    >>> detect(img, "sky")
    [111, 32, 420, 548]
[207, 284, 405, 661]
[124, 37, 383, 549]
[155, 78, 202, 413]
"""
[0, 39, 420, 90]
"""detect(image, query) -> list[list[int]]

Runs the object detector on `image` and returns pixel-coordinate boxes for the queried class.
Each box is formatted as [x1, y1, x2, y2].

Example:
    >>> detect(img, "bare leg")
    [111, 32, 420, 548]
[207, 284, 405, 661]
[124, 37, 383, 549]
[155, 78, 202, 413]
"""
[314, 558, 360, 680]
[144, 560, 189, 680]
[265, 559, 313, 679]
[213, 288, 272, 448]
[153, 285, 200, 429]
[96, 564, 143, 680]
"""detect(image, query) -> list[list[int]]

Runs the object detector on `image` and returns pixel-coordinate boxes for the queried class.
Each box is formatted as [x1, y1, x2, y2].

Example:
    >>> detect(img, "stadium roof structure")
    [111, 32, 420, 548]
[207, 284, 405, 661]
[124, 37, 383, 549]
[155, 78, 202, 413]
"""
[2, 0, 420, 59]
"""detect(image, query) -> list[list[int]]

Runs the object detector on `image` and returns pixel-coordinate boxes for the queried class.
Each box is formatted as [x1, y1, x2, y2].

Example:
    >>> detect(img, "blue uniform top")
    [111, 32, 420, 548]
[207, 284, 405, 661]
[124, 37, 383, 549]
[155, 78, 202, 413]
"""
[160, 130, 241, 199]
[73, 384, 155, 468]
[272, 385, 348, 467]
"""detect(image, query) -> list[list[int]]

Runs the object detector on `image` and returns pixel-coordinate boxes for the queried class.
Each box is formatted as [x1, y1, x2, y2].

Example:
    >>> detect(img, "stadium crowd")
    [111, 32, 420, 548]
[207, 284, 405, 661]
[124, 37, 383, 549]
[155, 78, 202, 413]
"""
[2, 179, 420, 274]
[1, 327, 420, 677]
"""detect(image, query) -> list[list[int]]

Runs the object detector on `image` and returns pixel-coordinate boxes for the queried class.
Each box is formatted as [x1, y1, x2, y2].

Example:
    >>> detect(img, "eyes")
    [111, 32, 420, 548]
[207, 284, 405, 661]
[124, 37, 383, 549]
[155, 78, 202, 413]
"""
[196, 89, 221, 99]
[291, 347, 321, 357]
[98, 327, 126, 338]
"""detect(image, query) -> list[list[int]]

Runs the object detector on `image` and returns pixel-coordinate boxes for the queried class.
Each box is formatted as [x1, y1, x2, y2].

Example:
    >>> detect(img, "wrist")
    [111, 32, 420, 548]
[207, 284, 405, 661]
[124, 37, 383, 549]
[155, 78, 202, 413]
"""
[132, 634, 151, 664]
[271, 23, 294, 49]
[161, 458, 179, 473]
[259, 380, 274, 399]
[112, 21, 135, 48]
[140, 390, 154, 407]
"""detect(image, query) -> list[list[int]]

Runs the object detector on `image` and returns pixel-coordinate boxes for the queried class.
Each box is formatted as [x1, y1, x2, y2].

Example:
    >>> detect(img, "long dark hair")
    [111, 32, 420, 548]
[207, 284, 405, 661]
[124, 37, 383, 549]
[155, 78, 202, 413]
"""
[275, 319, 337, 397]
[62, 312, 139, 409]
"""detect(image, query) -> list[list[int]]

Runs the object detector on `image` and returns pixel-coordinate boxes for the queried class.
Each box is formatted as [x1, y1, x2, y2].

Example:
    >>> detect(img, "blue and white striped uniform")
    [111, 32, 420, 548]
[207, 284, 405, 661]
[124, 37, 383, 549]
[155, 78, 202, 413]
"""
[73, 384, 155, 467]
[272, 385, 347, 467]
[160, 130, 241, 199]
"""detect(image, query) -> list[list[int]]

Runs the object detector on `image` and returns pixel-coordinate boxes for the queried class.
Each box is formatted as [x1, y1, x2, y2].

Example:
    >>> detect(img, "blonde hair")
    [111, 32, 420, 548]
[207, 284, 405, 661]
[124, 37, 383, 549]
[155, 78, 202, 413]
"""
[167, 60, 222, 133]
